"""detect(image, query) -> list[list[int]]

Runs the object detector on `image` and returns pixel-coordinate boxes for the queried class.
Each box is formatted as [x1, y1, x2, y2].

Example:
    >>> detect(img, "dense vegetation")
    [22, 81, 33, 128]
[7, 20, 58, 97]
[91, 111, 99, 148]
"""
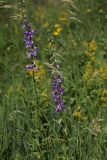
[0, 0, 107, 159]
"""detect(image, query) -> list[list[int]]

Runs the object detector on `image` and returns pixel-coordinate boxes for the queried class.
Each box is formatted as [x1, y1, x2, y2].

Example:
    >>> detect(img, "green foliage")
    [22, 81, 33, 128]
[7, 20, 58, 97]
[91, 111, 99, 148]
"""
[0, 0, 107, 159]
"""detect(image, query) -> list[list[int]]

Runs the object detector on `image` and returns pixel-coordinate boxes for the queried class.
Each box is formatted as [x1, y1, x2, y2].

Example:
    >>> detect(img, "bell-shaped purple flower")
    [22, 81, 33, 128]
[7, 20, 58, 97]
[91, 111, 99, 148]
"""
[55, 100, 65, 112]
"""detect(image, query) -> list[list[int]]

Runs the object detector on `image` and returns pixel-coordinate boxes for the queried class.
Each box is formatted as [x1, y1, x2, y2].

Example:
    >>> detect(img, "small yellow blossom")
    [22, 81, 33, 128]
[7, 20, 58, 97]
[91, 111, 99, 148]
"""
[41, 90, 48, 99]
[53, 26, 62, 37]
[36, 67, 45, 80]
[53, 31, 59, 36]
[89, 40, 97, 52]
[101, 89, 107, 102]
[73, 106, 82, 119]
[27, 60, 45, 81]
[53, 23, 62, 36]
[83, 61, 93, 84]
[85, 40, 97, 60]
[99, 63, 107, 80]
[73, 111, 81, 118]
[91, 56, 96, 62]
[41, 90, 48, 97]
[56, 27, 62, 33]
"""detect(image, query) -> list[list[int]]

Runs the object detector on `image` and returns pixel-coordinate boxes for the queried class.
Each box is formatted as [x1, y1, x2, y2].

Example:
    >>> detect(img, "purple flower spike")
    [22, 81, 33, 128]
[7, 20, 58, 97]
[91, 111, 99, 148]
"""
[52, 74, 65, 112]
[22, 19, 38, 58]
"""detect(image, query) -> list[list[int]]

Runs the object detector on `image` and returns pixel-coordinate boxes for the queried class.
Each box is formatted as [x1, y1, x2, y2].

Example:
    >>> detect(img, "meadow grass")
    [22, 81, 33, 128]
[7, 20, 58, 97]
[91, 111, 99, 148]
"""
[0, 0, 107, 159]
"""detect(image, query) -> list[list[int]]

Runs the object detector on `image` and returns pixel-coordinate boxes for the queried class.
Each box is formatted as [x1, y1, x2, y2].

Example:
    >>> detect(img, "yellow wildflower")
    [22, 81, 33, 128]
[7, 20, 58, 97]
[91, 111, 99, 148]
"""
[41, 90, 48, 98]
[89, 40, 97, 52]
[99, 63, 107, 80]
[53, 23, 62, 36]
[35, 67, 45, 81]
[27, 60, 45, 81]
[56, 27, 62, 33]
[85, 40, 97, 60]
[73, 106, 82, 119]
[53, 31, 59, 36]
[53, 26, 62, 37]
[83, 61, 93, 84]
[91, 56, 96, 62]
[101, 89, 107, 102]
[41, 90, 49, 103]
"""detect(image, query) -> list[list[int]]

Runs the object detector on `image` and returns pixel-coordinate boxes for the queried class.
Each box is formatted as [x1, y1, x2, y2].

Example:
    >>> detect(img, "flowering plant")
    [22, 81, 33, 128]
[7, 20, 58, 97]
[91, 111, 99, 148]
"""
[49, 38, 65, 112]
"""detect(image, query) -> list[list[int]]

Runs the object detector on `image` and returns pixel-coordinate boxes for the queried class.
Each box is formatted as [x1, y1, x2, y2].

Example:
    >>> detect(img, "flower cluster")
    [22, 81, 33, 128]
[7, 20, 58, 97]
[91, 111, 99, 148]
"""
[26, 60, 45, 81]
[83, 40, 107, 85]
[99, 63, 107, 80]
[53, 24, 62, 37]
[22, 20, 65, 112]
[52, 74, 65, 112]
[22, 19, 38, 58]
[101, 89, 107, 102]
[73, 106, 82, 119]
[25, 62, 39, 75]
[83, 40, 97, 85]
[22, 19, 39, 77]
[85, 40, 97, 61]
[83, 61, 93, 85]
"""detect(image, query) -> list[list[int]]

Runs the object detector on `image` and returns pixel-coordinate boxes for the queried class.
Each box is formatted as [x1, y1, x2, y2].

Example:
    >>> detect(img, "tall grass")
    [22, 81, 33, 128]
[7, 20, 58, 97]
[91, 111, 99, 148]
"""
[0, 0, 107, 159]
